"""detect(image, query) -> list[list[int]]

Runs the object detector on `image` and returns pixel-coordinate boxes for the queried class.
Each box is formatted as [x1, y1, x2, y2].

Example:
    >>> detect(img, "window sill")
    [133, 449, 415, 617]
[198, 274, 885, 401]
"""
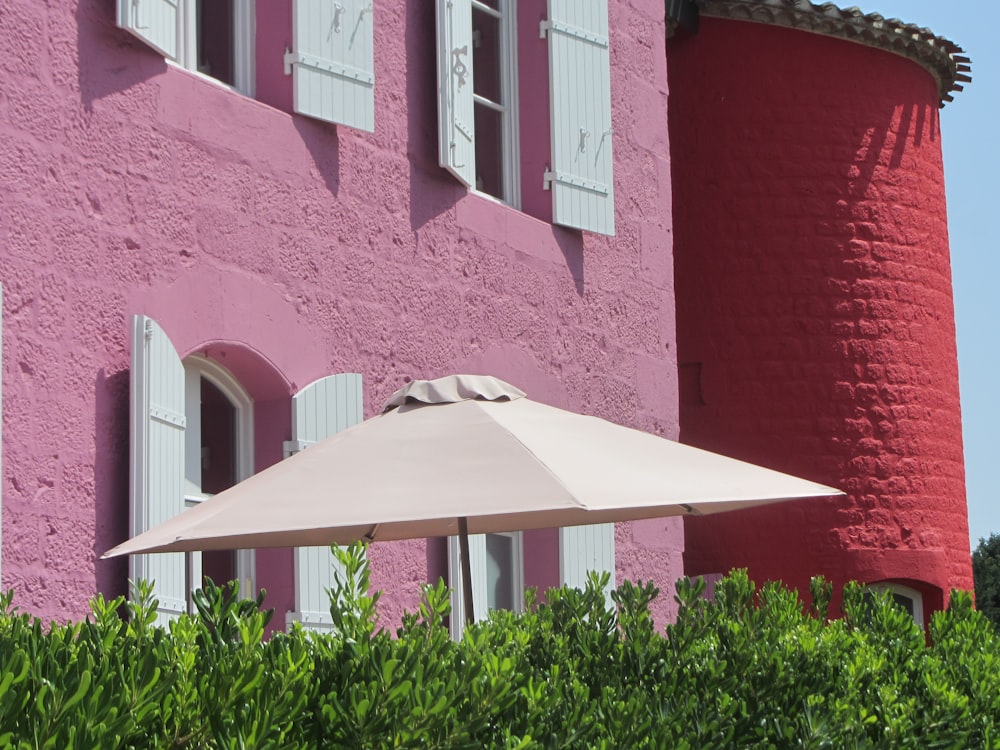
[455, 191, 581, 268]
[165, 58, 253, 98]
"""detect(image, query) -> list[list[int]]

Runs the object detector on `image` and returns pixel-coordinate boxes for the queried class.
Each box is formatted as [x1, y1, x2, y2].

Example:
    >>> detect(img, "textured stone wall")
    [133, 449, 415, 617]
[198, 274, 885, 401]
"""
[0, 0, 682, 626]
[669, 17, 972, 616]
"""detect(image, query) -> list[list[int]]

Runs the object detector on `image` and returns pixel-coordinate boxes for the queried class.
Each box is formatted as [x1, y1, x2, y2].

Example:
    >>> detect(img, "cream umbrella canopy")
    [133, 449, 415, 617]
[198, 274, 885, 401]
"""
[104, 374, 842, 620]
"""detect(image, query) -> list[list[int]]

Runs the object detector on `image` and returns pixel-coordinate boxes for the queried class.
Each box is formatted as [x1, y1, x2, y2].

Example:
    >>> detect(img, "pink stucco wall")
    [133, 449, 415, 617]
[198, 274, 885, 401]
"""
[0, 0, 681, 628]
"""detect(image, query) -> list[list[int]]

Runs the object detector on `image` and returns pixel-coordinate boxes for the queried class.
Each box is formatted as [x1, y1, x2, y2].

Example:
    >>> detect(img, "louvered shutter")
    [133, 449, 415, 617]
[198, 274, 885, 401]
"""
[544, 0, 615, 235]
[286, 0, 375, 131]
[286, 373, 364, 632]
[130, 315, 188, 625]
[560, 523, 615, 607]
[447, 534, 488, 639]
[117, 0, 181, 61]
[436, 0, 476, 187]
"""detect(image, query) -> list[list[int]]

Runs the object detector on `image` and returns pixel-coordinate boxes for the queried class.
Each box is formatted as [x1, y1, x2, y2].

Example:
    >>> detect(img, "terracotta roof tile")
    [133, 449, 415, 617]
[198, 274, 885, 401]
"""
[692, 0, 970, 106]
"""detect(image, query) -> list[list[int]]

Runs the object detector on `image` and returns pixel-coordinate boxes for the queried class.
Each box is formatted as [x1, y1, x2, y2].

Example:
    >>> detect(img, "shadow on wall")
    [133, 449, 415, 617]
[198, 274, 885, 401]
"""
[78, 1, 342, 197]
[93, 367, 130, 601]
[554, 227, 585, 297]
[77, 0, 167, 113]
[407, 0, 468, 232]
[851, 102, 938, 193]
[292, 118, 341, 198]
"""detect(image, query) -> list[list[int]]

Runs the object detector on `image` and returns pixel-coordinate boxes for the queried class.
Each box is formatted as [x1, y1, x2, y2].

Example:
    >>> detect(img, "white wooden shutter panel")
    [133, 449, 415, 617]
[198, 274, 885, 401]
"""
[116, 0, 181, 61]
[560, 523, 615, 608]
[544, 0, 616, 236]
[436, 0, 476, 188]
[447, 534, 488, 640]
[286, 373, 364, 632]
[129, 315, 188, 625]
[286, 0, 375, 131]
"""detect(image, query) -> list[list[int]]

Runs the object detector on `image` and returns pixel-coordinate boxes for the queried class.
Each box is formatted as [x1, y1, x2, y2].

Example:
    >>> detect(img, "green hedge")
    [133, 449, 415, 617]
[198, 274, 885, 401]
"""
[2, 545, 998, 749]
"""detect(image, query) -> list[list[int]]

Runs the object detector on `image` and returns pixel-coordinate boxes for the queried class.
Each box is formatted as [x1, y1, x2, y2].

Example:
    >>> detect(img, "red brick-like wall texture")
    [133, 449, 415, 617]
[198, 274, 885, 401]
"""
[669, 17, 972, 616]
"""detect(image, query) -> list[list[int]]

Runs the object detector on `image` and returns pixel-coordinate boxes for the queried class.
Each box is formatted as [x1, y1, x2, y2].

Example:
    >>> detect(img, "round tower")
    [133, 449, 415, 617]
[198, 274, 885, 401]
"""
[668, 0, 973, 620]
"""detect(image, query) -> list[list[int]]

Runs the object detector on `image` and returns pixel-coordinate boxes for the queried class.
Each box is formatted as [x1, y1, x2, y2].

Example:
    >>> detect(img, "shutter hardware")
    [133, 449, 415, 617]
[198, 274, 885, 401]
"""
[150, 405, 186, 429]
[543, 170, 609, 196]
[284, 49, 375, 86]
[283, 438, 314, 458]
[539, 18, 609, 48]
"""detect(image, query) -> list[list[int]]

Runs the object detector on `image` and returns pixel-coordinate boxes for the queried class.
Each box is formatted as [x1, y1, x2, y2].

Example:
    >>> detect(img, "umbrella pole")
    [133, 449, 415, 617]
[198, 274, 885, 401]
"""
[458, 516, 475, 626]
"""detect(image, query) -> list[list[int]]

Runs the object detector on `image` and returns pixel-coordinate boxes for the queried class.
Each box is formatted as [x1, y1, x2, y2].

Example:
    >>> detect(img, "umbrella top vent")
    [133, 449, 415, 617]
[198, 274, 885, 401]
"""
[382, 374, 527, 413]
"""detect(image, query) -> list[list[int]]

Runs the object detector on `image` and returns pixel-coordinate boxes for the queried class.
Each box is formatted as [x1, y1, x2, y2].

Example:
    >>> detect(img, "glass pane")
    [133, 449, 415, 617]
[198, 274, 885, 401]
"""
[472, 8, 502, 105]
[486, 533, 514, 611]
[200, 378, 237, 495]
[891, 593, 915, 617]
[474, 103, 504, 199]
[202, 550, 236, 588]
[197, 0, 235, 86]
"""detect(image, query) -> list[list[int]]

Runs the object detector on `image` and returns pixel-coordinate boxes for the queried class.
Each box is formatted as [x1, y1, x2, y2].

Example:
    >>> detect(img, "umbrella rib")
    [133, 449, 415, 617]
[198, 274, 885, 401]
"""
[470, 401, 587, 515]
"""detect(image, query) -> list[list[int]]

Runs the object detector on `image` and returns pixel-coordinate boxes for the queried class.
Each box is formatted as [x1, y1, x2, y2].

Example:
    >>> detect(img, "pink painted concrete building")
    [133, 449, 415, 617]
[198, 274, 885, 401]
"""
[0, 0, 681, 632]
[0, 0, 973, 631]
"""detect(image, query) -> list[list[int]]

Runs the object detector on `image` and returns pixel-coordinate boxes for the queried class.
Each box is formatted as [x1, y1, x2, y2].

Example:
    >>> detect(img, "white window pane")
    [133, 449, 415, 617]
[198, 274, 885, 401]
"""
[486, 533, 514, 611]
[472, 8, 502, 105]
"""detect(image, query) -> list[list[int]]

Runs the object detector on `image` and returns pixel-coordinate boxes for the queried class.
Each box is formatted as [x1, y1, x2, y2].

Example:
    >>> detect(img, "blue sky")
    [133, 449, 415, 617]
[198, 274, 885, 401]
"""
[854, 2, 999, 547]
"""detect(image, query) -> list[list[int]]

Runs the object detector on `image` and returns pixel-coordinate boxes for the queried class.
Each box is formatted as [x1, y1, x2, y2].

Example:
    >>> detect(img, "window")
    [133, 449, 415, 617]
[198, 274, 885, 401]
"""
[485, 531, 521, 610]
[129, 315, 365, 627]
[192, 0, 254, 93]
[437, 0, 615, 235]
[471, 0, 520, 204]
[115, 0, 255, 94]
[182, 356, 255, 604]
[448, 524, 615, 639]
[448, 531, 525, 639]
[117, 0, 375, 131]
[867, 582, 925, 626]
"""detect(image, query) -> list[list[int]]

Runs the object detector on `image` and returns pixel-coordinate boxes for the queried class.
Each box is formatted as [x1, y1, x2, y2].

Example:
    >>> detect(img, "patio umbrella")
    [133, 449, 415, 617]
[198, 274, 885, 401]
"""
[104, 374, 842, 619]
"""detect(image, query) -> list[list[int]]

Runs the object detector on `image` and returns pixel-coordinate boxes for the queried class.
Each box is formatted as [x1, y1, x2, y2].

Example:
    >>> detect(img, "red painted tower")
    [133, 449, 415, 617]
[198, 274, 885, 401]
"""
[668, 1, 973, 621]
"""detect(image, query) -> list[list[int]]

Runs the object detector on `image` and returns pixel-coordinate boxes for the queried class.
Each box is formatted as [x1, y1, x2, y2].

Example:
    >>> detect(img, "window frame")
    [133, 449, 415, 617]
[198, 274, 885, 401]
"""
[119, 0, 377, 129]
[178, 0, 256, 96]
[867, 582, 925, 626]
[484, 530, 525, 613]
[436, 0, 615, 234]
[448, 530, 525, 639]
[470, 0, 521, 208]
[182, 355, 256, 605]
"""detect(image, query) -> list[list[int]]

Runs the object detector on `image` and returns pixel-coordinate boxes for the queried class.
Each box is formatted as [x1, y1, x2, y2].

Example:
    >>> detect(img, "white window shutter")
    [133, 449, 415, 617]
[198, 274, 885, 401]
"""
[129, 315, 188, 625]
[559, 523, 615, 608]
[436, 0, 476, 188]
[287, 0, 375, 132]
[544, 0, 615, 235]
[117, 0, 181, 61]
[447, 533, 488, 640]
[286, 373, 364, 632]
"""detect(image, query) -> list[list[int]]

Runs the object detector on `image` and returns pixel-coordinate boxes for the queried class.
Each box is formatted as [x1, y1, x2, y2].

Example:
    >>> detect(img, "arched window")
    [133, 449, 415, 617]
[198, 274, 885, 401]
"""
[867, 582, 924, 626]
[130, 315, 367, 628]
[183, 355, 255, 600]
